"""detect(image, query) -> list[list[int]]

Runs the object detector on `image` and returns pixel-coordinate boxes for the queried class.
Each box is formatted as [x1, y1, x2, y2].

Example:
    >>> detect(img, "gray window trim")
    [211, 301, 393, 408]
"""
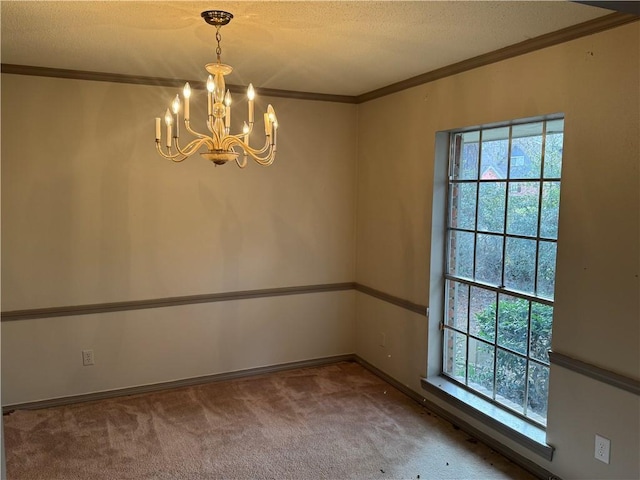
[421, 375, 554, 461]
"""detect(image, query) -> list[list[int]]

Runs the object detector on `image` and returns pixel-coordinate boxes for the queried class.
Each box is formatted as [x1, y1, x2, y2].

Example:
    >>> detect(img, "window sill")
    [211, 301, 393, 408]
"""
[421, 376, 554, 461]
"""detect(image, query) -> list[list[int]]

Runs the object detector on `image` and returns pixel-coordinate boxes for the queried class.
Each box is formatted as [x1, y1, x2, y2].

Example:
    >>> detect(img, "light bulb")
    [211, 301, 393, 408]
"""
[207, 75, 215, 93]
[224, 90, 232, 107]
[164, 108, 173, 126]
[171, 95, 180, 114]
[247, 84, 255, 124]
[243, 121, 249, 148]
[267, 104, 276, 123]
[183, 82, 191, 120]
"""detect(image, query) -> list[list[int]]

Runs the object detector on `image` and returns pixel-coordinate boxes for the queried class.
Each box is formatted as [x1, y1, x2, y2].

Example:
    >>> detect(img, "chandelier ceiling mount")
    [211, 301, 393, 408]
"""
[200, 10, 233, 27]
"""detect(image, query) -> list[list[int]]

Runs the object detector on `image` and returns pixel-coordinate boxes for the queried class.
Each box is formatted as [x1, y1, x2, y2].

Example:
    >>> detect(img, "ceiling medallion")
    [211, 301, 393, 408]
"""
[155, 10, 278, 167]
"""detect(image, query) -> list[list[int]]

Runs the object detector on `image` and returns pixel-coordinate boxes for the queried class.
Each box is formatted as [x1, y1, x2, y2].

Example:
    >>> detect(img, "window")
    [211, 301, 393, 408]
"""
[442, 118, 564, 427]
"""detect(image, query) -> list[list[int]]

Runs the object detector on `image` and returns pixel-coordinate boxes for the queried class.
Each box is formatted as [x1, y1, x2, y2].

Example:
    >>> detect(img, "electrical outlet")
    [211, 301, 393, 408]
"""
[82, 349, 95, 366]
[595, 434, 610, 464]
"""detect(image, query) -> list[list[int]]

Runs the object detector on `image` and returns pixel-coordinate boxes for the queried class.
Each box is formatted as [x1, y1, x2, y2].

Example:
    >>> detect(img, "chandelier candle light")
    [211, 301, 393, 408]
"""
[155, 10, 278, 167]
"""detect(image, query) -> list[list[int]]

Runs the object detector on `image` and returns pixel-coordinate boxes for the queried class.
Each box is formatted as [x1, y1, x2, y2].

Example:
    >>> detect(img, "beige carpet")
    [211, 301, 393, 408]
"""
[4, 361, 537, 480]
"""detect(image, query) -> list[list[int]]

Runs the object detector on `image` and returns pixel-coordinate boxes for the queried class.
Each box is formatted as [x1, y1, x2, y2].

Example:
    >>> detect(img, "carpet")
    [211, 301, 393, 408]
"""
[3, 361, 537, 479]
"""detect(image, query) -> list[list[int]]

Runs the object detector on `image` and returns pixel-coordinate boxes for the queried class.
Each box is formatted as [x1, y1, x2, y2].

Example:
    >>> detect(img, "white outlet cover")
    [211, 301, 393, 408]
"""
[595, 434, 610, 464]
[82, 349, 95, 366]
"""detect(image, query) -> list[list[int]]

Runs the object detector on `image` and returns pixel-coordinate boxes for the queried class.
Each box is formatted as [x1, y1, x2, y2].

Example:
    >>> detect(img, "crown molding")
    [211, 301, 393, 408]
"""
[357, 12, 639, 103]
[1, 13, 637, 105]
[0, 64, 358, 104]
[573, 1, 640, 15]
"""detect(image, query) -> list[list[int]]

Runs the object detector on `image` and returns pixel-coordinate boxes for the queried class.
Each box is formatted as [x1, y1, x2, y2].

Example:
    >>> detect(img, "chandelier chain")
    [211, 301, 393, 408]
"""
[215, 26, 222, 62]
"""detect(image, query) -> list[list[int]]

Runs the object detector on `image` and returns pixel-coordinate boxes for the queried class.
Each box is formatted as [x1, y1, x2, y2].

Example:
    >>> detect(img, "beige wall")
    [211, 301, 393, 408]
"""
[1, 75, 357, 310]
[355, 23, 639, 480]
[2, 292, 355, 405]
[1, 74, 358, 404]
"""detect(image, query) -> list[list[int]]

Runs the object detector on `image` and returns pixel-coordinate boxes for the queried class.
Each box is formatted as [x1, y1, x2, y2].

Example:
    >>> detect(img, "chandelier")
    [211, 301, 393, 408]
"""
[154, 10, 278, 168]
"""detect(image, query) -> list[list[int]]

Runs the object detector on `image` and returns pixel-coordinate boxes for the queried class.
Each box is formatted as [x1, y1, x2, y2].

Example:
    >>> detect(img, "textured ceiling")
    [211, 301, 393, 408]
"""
[1, 1, 612, 96]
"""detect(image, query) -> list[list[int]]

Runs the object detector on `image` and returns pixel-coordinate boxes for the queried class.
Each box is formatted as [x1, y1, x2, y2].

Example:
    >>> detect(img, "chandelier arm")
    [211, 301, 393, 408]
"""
[207, 121, 226, 150]
[207, 116, 225, 141]
[235, 155, 248, 169]
[221, 135, 275, 165]
[247, 135, 274, 155]
[242, 143, 276, 166]
[225, 136, 273, 158]
[252, 152, 276, 166]
[207, 116, 216, 135]
[220, 133, 250, 151]
[249, 143, 274, 158]
[184, 120, 210, 141]
[156, 141, 188, 162]
[174, 137, 212, 158]
[220, 120, 255, 146]
[251, 136, 275, 156]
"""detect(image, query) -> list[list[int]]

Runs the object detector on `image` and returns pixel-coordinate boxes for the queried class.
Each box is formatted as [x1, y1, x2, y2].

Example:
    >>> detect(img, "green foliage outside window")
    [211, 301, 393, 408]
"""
[474, 298, 552, 417]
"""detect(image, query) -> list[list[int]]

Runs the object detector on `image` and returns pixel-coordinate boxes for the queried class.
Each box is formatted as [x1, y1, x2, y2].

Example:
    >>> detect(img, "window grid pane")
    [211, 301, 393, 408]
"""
[450, 182, 478, 230]
[442, 118, 563, 427]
